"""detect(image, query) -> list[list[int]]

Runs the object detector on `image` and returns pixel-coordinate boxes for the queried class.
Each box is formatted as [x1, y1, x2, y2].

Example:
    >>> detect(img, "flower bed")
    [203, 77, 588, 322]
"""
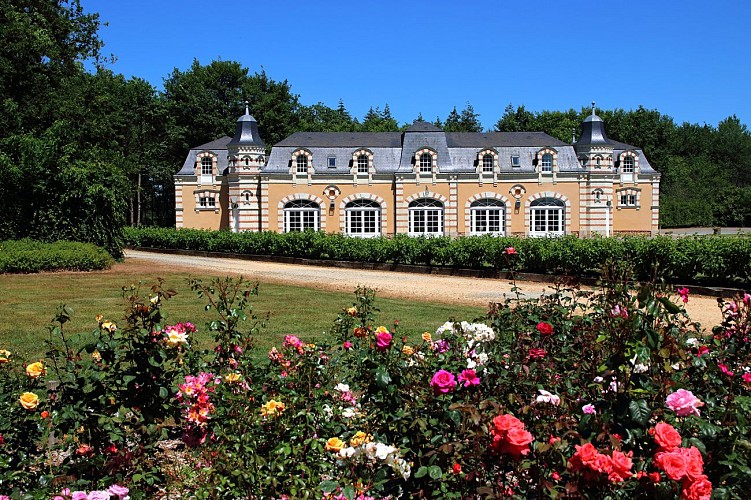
[1, 264, 750, 498]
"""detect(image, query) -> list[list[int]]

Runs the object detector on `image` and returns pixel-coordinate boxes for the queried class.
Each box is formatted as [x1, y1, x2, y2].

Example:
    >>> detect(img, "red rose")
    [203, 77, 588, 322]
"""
[575, 443, 599, 466]
[452, 463, 462, 474]
[649, 472, 661, 483]
[536, 321, 554, 335]
[653, 422, 682, 451]
[655, 450, 687, 480]
[609, 450, 633, 482]
[681, 446, 704, 480]
[591, 453, 613, 474]
[491, 414, 524, 437]
[682, 475, 712, 500]
[528, 348, 547, 360]
[500, 427, 534, 459]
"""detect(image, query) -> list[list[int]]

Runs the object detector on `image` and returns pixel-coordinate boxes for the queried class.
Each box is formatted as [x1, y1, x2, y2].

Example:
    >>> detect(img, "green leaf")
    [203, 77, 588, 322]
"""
[658, 296, 681, 314]
[319, 480, 338, 493]
[628, 399, 651, 426]
[415, 466, 428, 478]
[375, 365, 391, 389]
[428, 465, 443, 480]
[159, 386, 168, 399]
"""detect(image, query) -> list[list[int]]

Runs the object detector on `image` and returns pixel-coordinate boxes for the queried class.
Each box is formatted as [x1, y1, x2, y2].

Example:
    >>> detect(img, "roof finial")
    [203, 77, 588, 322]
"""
[591, 101, 596, 116]
[572, 127, 576, 144]
[244, 99, 249, 115]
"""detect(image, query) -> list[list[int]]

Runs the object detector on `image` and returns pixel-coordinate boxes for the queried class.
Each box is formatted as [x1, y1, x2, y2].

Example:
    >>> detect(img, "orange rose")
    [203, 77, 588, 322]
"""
[325, 437, 345, 453]
[491, 414, 524, 436]
[681, 446, 705, 481]
[654, 422, 682, 451]
[609, 450, 633, 482]
[0, 350, 10, 363]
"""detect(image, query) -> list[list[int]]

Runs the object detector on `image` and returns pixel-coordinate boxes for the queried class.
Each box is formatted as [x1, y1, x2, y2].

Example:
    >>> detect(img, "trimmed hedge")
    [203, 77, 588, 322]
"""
[123, 227, 751, 286]
[0, 239, 114, 273]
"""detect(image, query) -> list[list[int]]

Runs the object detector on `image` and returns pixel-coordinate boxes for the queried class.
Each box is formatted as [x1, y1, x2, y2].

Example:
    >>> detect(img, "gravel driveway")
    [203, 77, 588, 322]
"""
[125, 250, 725, 329]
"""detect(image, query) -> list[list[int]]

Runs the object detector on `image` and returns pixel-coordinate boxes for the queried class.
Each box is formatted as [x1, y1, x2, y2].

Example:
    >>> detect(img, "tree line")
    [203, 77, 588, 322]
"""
[1, 1, 749, 257]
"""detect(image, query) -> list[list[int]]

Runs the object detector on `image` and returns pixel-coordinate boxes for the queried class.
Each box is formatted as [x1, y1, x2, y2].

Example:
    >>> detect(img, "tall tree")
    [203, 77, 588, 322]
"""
[0, 0, 104, 136]
[459, 103, 482, 132]
[494, 104, 535, 132]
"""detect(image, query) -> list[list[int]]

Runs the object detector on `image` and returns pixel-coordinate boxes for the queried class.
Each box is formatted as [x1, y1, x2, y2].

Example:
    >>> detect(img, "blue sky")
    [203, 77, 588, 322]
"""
[89, 0, 751, 130]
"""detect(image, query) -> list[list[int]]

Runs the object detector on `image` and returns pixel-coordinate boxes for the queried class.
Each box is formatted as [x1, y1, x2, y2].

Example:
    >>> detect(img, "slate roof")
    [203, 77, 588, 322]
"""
[176, 136, 231, 176]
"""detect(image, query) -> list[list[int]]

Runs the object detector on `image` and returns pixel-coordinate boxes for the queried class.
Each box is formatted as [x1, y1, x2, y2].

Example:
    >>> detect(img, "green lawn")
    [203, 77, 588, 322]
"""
[0, 261, 485, 362]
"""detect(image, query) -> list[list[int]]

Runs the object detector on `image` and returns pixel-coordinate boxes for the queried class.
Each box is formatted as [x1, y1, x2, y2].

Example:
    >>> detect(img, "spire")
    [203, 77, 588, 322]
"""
[575, 101, 609, 147]
[591, 100, 596, 117]
[228, 100, 264, 148]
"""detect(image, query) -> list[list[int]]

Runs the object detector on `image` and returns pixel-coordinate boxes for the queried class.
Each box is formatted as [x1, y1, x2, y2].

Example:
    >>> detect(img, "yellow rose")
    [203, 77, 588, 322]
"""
[95, 314, 103, 323]
[20, 392, 39, 410]
[150, 295, 160, 304]
[224, 373, 241, 383]
[91, 350, 102, 362]
[374, 326, 389, 335]
[350, 431, 372, 447]
[346, 307, 358, 317]
[261, 400, 285, 417]
[101, 320, 116, 333]
[0, 350, 11, 363]
[422, 332, 433, 343]
[26, 361, 45, 378]
[325, 437, 345, 453]
[402, 345, 415, 356]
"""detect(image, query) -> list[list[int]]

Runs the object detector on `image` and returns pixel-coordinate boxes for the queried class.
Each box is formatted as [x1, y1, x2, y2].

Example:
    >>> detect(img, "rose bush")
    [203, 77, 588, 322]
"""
[1, 258, 750, 498]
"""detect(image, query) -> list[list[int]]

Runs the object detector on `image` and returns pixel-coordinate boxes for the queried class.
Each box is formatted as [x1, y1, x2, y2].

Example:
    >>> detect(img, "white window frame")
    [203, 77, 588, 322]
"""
[345, 200, 381, 237]
[621, 155, 635, 182]
[529, 198, 565, 237]
[419, 152, 433, 173]
[470, 199, 506, 235]
[481, 154, 494, 173]
[296, 155, 309, 174]
[328, 156, 336, 168]
[199, 196, 216, 208]
[283, 200, 320, 232]
[541, 153, 553, 172]
[511, 155, 521, 168]
[357, 154, 369, 174]
[200, 157, 213, 184]
[408, 198, 444, 236]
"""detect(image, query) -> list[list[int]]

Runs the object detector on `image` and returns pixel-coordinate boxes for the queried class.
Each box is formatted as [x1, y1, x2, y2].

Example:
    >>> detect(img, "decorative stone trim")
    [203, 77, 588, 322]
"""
[524, 191, 572, 233]
[536, 148, 558, 173]
[464, 192, 511, 234]
[403, 191, 448, 207]
[413, 147, 438, 185]
[290, 148, 314, 186]
[351, 149, 374, 186]
[477, 148, 499, 187]
[338, 193, 388, 234]
[195, 151, 217, 185]
[193, 189, 220, 213]
[277, 193, 327, 231]
[615, 187, 641, 209]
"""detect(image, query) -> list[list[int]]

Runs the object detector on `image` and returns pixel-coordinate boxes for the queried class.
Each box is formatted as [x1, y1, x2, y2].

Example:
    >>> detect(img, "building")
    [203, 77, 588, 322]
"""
[174, 104, 660, 237]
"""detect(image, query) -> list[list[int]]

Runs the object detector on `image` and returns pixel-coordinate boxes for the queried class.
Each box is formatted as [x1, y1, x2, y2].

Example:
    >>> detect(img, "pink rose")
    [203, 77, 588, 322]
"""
[431, 370, 457, 395]
[742, 372, 751, 384]
[677, 287, 690, 303]
[457, 369, 480, 387]
[682, 474, 712, 500]
[582, 404, 596, 415]
[375, 331, 392, 351]
[666, 389, 703, 417]
[718, 364, 734, 377]
[108, 484, 130, 499]
[343, 341, 352, 349]
[505, 247, 517, 255]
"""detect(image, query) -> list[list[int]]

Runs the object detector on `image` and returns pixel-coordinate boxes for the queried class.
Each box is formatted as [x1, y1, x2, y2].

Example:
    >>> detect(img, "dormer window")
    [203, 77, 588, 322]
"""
[357, 154, 369, 174]
[541, 153, 553, 172]
[482, 154, 494, 172]
[623, 156, 634, 173]
[511, 155, 521, 168]
[419, 152, 433, 173]
[200, 156, 214, 184]
[328, 156, 336, 168]
[296, 155, 308, 173]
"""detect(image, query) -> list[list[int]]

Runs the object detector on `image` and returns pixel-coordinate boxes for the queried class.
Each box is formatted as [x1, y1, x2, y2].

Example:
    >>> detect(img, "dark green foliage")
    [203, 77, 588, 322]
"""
[0, 240, 113, 273]
[124, 227, 751, 287]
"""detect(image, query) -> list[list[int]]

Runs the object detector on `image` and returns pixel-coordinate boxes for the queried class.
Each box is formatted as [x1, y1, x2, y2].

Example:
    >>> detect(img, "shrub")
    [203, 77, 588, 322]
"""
[0, 239, 114, 273]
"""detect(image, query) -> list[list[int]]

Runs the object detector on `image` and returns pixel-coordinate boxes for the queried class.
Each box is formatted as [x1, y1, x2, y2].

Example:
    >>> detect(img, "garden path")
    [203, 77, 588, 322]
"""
[124, 250, 725, 331]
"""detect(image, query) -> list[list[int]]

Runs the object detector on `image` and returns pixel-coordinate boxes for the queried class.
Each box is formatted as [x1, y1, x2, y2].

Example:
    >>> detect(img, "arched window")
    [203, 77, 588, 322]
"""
[482, 154, 494, 173]
[345, 199, 381, 237]
[541, 153, 553, 172]
[419, 152, 433, 173]
[296, 155, 308, 174]
[243, 157, 250, 166]
[409, 198, 443, 236]
[470, 199, 505, 235]
[283, 200, 319, 232]
[200, 157, 213, 183]
[529, 198, 565, 237]
[357, 154, 369, 174]
[595, 156, 602, 168]
[622, 156, 635, 173]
